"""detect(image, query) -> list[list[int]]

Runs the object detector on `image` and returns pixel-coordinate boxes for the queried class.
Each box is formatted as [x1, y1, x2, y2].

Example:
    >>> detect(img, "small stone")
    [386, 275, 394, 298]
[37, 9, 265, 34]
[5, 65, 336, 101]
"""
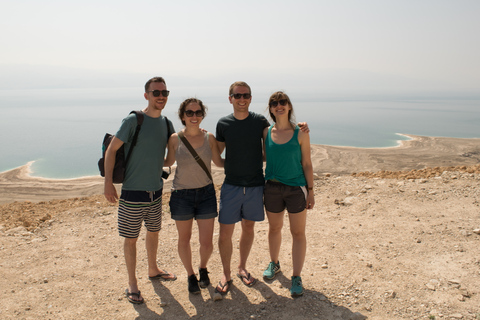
[213, 293, 223, 301]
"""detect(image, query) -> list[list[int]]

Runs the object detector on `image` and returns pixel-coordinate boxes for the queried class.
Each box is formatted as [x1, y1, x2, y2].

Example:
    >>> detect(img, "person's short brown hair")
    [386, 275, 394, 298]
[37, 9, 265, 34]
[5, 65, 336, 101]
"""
[144, 77, 166, 92]
[178, 98, 208, 126]
[229, 81, 251, 96]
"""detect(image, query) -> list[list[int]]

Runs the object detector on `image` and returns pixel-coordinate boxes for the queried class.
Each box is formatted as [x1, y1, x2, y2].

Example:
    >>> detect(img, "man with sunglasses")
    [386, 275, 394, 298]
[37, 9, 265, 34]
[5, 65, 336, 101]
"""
[212, 81, 267, 293]
[104, 76, 177, 304]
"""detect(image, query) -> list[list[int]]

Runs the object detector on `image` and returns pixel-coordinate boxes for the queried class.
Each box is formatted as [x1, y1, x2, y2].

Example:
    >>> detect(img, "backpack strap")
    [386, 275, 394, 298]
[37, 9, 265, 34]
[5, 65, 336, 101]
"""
[164, 116, 174, 139]
[125, 110, 144, 164]
[177, 131, 213, 181]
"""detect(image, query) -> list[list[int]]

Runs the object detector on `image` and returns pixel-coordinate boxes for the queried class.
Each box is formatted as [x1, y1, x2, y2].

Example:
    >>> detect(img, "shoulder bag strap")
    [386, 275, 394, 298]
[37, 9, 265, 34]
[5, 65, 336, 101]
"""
[177, 131, 213, 181]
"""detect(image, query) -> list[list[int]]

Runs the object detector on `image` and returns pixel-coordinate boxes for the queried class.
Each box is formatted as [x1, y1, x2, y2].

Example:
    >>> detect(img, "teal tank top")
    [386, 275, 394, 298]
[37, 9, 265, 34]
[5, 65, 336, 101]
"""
[264, 125, 307, 186]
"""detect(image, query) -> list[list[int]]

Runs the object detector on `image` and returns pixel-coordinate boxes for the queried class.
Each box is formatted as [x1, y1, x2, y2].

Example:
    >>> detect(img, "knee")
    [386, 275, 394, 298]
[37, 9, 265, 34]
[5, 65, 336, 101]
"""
[124, 237, 138, 248]
[290, 229, 306, 240]
[241, 220, 255, 235]
[269, 223, 283, 234]
[200, 240, 214, 251]
[178, 235, 191, 247]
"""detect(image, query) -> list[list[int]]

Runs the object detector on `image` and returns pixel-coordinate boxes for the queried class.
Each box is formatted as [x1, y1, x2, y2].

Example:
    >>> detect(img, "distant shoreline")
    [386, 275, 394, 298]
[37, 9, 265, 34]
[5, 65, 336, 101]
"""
[1, 134, 479, 204]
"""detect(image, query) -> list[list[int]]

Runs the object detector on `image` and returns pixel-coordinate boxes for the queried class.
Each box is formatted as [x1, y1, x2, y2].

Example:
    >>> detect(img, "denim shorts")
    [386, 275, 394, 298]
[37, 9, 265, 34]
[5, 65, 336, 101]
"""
[218, 183, 265, 224]
[264, 180, 307, 214]
[169, 184, 218, 221]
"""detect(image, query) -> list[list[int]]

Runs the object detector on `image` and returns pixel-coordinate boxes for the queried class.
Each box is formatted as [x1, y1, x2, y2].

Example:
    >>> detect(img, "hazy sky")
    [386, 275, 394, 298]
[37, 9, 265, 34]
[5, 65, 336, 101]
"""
[1, 0, 479, 92]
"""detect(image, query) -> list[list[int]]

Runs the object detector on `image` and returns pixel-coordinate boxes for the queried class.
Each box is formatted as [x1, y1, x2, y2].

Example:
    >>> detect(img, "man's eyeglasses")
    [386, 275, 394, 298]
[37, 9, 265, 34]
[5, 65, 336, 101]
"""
[185, 110, 204, 117]
[230, 93, 251, 99]
[147, 90, 170, 97]
[269, 99, 288, 107]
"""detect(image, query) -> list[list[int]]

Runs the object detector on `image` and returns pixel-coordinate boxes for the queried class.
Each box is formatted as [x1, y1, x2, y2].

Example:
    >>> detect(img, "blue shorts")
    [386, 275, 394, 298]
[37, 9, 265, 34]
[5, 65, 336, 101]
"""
[118, 189, 163, 238]
[169, 184, 218, 221]
[218, 183, 265, 224]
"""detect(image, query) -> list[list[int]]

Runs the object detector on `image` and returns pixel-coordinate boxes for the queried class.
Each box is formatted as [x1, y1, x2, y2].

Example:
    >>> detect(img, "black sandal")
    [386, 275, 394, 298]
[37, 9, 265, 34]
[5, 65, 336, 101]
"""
[125, 289, 144, 304]
[214, 279, 233, 295]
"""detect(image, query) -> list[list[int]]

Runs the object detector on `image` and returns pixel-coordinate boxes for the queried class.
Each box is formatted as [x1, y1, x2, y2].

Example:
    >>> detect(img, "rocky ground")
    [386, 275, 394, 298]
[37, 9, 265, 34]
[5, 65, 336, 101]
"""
[1, 165, 479, 319]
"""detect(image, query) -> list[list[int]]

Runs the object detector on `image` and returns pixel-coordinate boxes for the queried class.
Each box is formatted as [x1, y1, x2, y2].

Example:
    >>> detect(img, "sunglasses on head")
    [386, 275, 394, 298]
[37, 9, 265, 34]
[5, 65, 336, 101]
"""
[269, 99, 288, 107]
[230, 93, 251, 99]
[147, 90, 170, 97]
[184, 110, 204, 117]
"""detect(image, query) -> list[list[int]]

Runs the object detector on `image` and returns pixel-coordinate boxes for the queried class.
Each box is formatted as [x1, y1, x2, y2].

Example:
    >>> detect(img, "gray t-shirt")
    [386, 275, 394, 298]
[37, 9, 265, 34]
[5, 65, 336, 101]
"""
[116, 112, 174, 191]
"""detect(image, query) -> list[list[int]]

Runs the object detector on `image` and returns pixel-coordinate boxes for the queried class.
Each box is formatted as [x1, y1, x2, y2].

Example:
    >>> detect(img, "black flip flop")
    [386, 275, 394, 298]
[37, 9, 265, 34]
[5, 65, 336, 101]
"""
[214, 280, 233, 295]
[237, 272, 257, 287]
[125, 289, 144, 304]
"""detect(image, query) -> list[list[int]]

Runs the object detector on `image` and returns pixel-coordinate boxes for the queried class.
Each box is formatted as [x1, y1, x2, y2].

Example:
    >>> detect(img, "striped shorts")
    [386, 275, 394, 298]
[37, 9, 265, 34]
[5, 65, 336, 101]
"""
[118, 189, 163, 238]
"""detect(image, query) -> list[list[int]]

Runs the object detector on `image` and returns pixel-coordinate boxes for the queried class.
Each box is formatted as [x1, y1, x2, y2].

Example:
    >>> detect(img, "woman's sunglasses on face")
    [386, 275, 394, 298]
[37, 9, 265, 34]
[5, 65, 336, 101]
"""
[147, 90, 170, 97]
[185, 110, 204, 117]
[269, 99, 288, 107]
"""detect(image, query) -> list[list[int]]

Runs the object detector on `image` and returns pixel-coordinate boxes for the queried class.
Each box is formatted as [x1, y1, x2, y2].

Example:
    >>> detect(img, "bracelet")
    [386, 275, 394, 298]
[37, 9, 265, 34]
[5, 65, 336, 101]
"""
[307, 187, 313, 191]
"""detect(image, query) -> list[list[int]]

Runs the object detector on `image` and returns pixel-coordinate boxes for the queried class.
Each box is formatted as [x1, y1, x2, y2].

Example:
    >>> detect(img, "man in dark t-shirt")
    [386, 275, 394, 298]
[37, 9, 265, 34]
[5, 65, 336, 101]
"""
[214, 81, 270, 293]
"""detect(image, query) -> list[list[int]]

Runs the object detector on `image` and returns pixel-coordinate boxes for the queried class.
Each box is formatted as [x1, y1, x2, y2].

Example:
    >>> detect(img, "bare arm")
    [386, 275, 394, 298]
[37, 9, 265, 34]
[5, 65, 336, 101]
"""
[104, 136, 124, 203]
[216, 140, 225, 155]
[299, 130, 315, 209]
[164, 134, 178, 167]
[209, 133, 224, 167]
[262, 126, 268, 162]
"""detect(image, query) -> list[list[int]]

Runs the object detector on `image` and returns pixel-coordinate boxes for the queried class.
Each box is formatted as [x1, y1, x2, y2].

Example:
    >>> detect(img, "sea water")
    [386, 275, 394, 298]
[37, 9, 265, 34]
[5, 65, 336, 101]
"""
[0, 87, 479, 179]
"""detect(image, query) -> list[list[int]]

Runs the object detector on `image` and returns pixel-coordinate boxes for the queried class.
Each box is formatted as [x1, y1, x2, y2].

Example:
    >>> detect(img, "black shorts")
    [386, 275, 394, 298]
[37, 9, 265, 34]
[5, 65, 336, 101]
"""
[263, 180, 307, 214]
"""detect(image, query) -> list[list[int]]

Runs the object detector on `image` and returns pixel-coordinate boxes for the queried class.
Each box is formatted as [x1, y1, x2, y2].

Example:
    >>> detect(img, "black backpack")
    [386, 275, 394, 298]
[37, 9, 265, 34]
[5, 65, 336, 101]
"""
[98, 111, 144, 183]
[98, 111, 174, 183]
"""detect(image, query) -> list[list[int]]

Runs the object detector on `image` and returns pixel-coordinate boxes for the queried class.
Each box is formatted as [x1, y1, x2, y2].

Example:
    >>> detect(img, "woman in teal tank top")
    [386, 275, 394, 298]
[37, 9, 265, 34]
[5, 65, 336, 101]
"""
[262, 91, 315, 297]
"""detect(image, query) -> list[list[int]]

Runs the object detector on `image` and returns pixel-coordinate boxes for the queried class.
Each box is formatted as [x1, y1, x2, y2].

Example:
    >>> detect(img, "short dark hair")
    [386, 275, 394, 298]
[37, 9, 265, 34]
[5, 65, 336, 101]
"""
[145, 77, 166, 92]
[229, 81, 251, 96]
[178, 98, 208, 126]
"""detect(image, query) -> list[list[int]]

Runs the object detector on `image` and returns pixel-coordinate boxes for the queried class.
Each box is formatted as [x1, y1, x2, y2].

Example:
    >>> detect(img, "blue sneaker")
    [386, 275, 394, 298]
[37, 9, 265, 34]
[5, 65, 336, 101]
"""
[263, 261, 281, 280]
[290, 276, 304, 297]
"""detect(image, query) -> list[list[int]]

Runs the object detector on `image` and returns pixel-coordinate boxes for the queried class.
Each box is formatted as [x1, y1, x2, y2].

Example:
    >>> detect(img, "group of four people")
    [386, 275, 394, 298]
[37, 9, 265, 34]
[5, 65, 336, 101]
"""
[103, 77, 315, 304]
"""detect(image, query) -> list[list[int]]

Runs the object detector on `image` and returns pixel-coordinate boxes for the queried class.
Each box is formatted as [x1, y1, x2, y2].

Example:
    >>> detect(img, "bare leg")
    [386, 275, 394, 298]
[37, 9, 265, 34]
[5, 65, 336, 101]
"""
[218, 222, 235, 285]
[266, 210, 285, 263]
[288, 209, 307, 276]
[145, 230, 176, 279]
[237, 219, 256, 284]
[175, 219, 194, 275]
[145, 230, 161, 276]
[124, 237, 142, 302]
[197, 218, 215, 269]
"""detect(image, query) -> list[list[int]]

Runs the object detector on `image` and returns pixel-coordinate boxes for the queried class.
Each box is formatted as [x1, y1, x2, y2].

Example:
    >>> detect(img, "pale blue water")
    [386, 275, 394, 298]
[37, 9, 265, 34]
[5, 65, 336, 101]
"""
[0, 87, 479, 178]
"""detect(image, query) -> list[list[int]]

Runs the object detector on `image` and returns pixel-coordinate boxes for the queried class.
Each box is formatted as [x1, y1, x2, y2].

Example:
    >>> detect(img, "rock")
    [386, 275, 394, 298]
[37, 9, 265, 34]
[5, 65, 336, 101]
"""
[460, 288, 471, 298]
[343, 197, 355, 206]
[213, 292, 223, 301]
[6, 226, 31, 236]
[385, 290, 396, 298]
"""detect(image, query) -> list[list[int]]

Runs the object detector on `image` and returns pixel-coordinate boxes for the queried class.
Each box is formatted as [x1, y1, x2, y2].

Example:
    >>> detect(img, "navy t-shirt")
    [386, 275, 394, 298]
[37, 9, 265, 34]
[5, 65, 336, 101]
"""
[216, 112, 270, 187]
